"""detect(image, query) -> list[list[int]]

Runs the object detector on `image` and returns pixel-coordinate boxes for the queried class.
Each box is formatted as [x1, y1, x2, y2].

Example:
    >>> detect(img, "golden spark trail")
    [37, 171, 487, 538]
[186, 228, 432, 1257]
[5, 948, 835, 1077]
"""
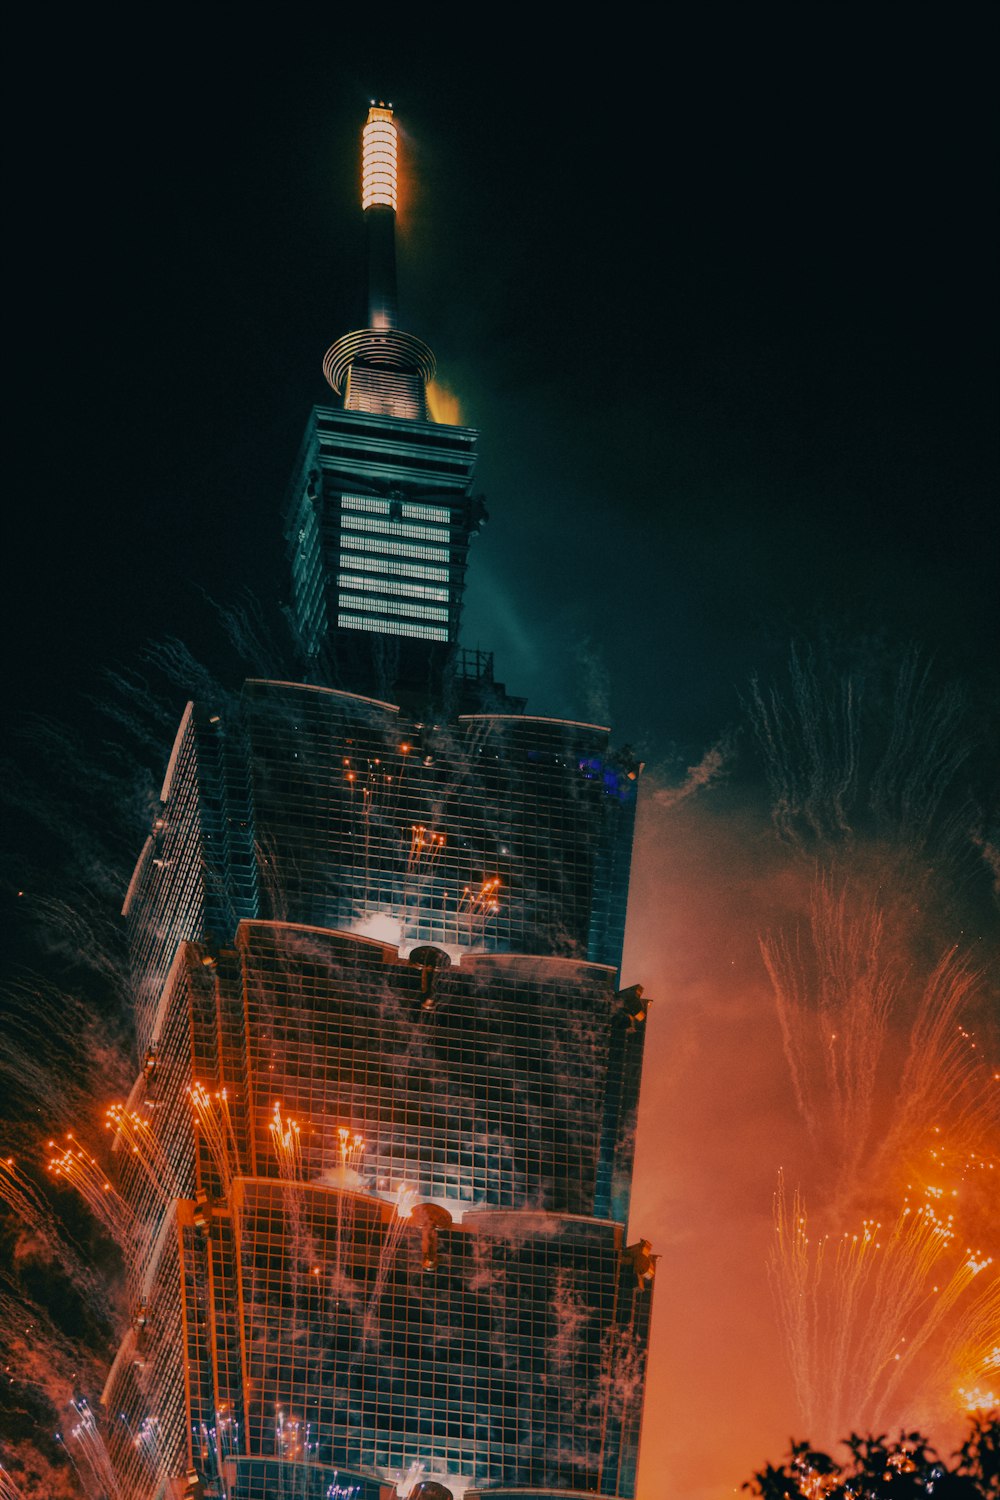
[760, 831, 999, 1440]
[0, 1155, 111, 1315]
[871, 953, 996, 1186]
[105, 1102, 183, 1204]
[363, 1183, 417, 1343]
[190, 1083, 240, 1195]
[268, 1102, 302, 1184]
[406, 824, 446, 878]
[0, 1156, 51, 1232]
[761, 880, 898, 1193]
[333, 1125, 366, 1282]
[943, 1285, 1000, 1417]
[771, 1175, 999, 1437]
[456, 877, 502, 943]
[0, 1468, 23, 1500]
[267, 1101, 318, 1336]
[69, 1397, 125, 1500]
[46, 1134, 135, 1245]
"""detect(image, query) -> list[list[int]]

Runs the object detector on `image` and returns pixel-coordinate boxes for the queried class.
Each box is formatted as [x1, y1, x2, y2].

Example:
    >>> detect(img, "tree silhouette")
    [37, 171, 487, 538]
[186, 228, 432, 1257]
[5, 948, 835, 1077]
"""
[745, 1415, 998, 1499]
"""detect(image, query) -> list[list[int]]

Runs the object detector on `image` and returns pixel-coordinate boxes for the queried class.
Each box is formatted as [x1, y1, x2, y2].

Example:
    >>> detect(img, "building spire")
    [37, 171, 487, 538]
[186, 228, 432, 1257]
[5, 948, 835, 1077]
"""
[362, 102, 398, 330]
[322, 102, 435, 420]
[362, 102, 397, 212]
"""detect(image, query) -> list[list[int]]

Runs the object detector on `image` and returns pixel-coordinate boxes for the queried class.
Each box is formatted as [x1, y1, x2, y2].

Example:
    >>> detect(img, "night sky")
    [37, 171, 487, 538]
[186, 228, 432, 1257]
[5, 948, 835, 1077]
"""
[4, 13, 998, 1499]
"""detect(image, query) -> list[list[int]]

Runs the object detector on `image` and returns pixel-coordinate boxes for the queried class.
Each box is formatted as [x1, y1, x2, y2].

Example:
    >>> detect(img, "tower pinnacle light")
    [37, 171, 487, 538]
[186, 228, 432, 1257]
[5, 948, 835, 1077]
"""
[361, 101, 399, 331]
[322, 102, 435, 408]
[362, 102, 397, 210]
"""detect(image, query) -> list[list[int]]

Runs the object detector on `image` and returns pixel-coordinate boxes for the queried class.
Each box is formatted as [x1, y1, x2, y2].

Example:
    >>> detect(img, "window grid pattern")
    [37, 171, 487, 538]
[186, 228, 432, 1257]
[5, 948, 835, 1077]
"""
[233, 925, 617, 1212]
[340, 533, 450, 563]
[224, 1459, 386, 1499]
[103, 1208, 190, 1498]
[337, 611, 449, 641]
[337, 572, 450, 603]
[117, 955, 198, 1305]
[282, 405, 479, 661]
[126, 709, 258, 1058]
[126, 713, 205, 1053]
[229, 1180, 649, 1491]
[241, 683, 636, 971]
[334, 494, 459, 643]
[338, 592, 449, 622]
[336, 552, 449, 583]
[114, 673, 648, 1497]
[339, 513, 451, 545]
[287, 486, 329, 658]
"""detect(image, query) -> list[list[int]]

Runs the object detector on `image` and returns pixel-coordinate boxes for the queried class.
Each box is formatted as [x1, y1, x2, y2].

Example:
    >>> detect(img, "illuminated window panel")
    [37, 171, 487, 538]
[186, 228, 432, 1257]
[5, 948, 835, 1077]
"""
[341, 515, 452, 544]
[400, 501, 452, 523]
[336, 572, 450, 603]
[341, 495, 390, 515]
[337, 612, 448, 641]
[339, 593, 448, 622]
[336, 553, 449, 583]
[340, 534, 450, 563]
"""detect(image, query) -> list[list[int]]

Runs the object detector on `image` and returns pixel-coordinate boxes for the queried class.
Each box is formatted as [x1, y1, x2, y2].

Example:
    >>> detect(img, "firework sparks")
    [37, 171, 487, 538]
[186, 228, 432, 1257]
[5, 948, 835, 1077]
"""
[332, 1125, 366, 1283]
[753, 648, 1000, 1447]
[68, 1397, 124, 1499]
[363, 1183, 418, 1342]
[45, 1134, 134, 1247]
[771, 1168, 999, 1438]
[406, 824, 446, 876]
[0, 1468, 24, 1500]
[190, 1082, 240, 1196]
[268, 1103, 302, 1183]
[105, 1101, 183, 1205]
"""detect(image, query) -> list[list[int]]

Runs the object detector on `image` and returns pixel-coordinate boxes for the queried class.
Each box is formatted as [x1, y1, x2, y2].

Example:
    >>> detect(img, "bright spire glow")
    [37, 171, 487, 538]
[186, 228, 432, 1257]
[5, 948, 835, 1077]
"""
[362, 103, 397, 211]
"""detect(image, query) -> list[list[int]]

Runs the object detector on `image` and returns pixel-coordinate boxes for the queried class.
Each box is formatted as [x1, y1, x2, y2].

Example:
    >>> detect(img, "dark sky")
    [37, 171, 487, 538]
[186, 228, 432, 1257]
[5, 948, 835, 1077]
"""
[5, 15, 997, 766]
[2, 16, 998, 1497]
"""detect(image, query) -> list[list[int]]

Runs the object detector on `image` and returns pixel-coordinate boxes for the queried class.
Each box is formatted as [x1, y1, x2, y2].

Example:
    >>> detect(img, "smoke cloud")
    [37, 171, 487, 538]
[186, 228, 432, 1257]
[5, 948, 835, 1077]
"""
[627, 648, 999, 1498]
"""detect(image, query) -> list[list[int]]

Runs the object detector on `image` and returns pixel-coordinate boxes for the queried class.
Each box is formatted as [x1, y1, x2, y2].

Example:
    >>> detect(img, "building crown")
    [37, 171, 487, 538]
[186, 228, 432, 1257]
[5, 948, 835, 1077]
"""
[323, 102, 435, 419]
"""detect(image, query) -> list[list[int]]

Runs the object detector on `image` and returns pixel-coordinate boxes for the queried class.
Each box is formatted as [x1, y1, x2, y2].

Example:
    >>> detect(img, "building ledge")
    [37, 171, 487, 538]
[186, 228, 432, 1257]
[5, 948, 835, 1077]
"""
[243, 677, 400, 713]
[459, 712, 610, 733]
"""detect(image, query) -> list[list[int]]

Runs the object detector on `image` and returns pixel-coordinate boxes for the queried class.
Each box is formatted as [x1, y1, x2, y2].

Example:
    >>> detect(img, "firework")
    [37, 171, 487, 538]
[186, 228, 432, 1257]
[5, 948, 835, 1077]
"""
[269, 1103, 303, 1184]
[0, 1468, 23, 1500]
[332, 1126, 365, 1282]
[105, 1101, 184, 1206]
[68, 1397, 124, 1499]
[190, 1082, 241, 1196]
[754, 649, 1000, 1450]
[771, 1159, 999, 1438]
[363, 1184, 417, 1343]
[45, 1134, 134, 1248]
[760, 878, 898, 1198]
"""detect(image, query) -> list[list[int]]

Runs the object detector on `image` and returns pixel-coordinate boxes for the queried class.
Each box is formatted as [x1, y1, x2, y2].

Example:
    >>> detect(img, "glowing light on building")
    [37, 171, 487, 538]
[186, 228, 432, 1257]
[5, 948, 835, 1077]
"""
[362, 103, 396, 211]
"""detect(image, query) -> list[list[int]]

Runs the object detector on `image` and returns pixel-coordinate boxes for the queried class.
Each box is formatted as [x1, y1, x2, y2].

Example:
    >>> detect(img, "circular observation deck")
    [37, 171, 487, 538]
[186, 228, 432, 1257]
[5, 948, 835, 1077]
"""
[323, 328, 436, 396]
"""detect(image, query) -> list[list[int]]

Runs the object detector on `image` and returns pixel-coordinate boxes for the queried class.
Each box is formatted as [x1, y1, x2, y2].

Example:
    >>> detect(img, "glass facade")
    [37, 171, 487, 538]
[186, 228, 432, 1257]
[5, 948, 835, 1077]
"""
[110, 689, 650, 1499]
[240, 682, 638, 971]
[105, 105, 653, 1500]
[284, 408, 483, 676]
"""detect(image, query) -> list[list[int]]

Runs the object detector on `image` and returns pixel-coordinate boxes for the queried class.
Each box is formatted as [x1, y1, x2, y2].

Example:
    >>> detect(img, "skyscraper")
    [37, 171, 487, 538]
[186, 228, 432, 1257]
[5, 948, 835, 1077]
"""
[106, 103, 654, 1500]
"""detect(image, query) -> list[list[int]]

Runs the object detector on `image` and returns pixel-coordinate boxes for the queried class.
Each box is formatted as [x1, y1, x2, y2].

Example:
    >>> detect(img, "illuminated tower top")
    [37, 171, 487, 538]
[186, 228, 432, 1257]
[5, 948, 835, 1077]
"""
[289, 103, 492, 707]
[323, 101, 435, 418]
[361, 103, 397, 211]
[362, 102, 398, 330]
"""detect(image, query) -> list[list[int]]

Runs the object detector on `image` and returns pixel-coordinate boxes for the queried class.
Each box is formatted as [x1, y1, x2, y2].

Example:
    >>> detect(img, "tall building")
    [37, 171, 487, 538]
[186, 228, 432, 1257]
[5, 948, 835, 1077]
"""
[105, 104, 655, 1500]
